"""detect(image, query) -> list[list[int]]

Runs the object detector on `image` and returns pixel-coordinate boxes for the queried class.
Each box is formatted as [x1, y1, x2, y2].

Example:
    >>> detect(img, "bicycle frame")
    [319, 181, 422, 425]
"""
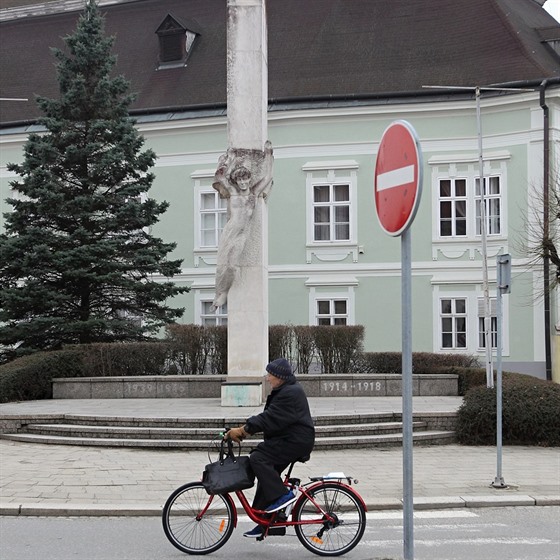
[204, 470, 367, 533]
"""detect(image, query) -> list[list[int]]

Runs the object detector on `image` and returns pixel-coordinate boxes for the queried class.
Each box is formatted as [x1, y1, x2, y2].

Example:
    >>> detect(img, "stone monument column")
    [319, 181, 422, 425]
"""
[213, 0, 272, 406]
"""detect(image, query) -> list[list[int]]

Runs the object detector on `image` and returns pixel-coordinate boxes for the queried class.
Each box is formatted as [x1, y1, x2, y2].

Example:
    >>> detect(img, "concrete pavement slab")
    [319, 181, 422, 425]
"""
[1, 439, 559, 515]
[0, 396, 464, 418]
[1, 397, 559, 516]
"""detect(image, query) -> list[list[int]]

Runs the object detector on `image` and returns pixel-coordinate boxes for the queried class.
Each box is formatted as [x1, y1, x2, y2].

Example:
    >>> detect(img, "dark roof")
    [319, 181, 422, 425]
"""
[1, 0, 559, 125]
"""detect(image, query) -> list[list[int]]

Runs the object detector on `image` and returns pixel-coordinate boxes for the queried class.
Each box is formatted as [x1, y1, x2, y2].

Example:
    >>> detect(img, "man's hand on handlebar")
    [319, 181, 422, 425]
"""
[225, 425, 249, 443]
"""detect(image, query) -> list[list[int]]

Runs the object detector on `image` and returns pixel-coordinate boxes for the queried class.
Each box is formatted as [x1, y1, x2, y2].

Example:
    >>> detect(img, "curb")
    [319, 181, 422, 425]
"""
[2, 495, 559, 517]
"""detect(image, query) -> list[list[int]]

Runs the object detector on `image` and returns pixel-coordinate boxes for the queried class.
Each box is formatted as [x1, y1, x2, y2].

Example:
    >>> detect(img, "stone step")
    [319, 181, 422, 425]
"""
[22, 420, 427, 439]
[0, 430, 455, 449]
[14, 412, 402, 428]
[24, 423, 225, 439]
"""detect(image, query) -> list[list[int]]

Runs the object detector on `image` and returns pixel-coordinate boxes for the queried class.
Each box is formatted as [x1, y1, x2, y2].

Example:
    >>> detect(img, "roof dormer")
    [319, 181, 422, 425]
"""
[155, 14, 199, 69]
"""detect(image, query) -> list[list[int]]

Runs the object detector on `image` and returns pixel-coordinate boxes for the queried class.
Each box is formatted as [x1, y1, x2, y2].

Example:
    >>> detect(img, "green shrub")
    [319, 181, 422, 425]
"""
[80, 342, 170, 376]
[166, 324, 209, 375]
[207, 326, 227, 375]
[312, 325, 364, 373]
[353, 352, 401, 373]
[0, 348, 87, 403]
[164, 324, 226, 375]
[293, 326, 315, 374]
[269, 325, 294, 364]
[353, 352, 478, 375]
[450, 367, 488, 395]
[412, 352, 479, 373]
[456, 376, 560, 446]
[0, 342, 170, 403]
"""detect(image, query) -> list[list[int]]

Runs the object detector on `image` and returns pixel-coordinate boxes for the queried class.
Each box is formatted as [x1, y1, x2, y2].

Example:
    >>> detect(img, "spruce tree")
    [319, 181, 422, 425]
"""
[0, 1, 187, 359]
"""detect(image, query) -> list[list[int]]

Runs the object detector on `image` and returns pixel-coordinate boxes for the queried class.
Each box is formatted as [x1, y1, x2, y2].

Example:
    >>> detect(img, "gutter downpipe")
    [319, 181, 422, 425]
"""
[540, 80, 552, 382]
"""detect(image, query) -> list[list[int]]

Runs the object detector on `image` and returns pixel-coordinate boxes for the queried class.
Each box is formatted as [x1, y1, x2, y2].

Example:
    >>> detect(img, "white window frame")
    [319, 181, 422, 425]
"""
[439, 296, 468, 350]
[306, 280, 357, 326]
[475, 176, 502, 237]
[316, 298, 349, 326]
[438, 177, 468, 238]
[193, 289, 228, 326]
[192, 170, 225, 267]
[432, 286, 509, 356]
[200, 299, 228, 326]
[436, 174, 503, 239]
[303, 161, 359, 263]
[198, 190, 227, 249]
[312, 183, 351, 243]
[429, 152, 509, 260]
[477, 297, 497, 350]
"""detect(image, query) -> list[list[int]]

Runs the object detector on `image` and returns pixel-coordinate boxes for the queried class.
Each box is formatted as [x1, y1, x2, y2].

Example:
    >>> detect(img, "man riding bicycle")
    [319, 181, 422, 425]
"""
[226, 357, 315, 538]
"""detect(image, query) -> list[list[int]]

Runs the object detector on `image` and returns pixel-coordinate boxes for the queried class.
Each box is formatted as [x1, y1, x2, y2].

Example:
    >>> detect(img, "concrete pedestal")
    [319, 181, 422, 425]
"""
[221, 380, 264, 407]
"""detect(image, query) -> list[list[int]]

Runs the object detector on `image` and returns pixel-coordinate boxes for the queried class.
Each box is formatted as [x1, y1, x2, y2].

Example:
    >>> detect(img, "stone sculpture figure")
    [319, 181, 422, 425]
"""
[212, 140, 274, 308]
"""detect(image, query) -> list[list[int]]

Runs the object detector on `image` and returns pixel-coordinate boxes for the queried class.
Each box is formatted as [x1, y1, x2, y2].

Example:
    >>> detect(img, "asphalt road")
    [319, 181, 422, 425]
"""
[1, 507, 559, 560]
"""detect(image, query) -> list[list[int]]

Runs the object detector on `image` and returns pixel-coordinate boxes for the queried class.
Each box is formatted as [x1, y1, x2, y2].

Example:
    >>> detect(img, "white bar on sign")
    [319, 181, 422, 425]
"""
[377, 164, 415, 191]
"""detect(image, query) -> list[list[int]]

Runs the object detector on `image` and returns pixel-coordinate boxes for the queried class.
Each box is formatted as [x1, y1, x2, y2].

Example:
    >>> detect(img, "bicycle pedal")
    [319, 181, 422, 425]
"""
[266, 527, 286, 536]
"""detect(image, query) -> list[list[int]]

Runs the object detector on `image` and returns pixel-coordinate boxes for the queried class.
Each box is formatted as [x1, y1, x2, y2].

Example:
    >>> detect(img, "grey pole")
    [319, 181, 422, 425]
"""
[402, 228, 414, 559]
[492, 253, 511, 488]
[475, 88, 494, 388]
[374, 119, 422, 560]
[493, 262, 504, 487]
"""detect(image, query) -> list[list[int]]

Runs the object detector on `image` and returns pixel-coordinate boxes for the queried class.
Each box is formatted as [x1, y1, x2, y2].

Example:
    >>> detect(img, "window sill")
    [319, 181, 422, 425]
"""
[306, 243, 359, 264]
[193, 248, 218, 267]
[432, 238, 507, 260]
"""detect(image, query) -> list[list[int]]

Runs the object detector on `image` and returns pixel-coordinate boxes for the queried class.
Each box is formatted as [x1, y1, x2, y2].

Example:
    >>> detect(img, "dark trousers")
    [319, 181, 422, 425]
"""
[249, 438, 313, 510]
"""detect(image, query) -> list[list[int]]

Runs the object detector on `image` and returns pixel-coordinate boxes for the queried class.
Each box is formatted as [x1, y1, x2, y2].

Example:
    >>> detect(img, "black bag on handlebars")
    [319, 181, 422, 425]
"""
[202, 438, 255, 495]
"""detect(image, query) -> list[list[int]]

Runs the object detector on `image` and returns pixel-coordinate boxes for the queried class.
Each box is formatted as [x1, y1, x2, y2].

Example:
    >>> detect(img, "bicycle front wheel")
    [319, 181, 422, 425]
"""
[162, 482, 235, 555]
[293, 482, 366, 556]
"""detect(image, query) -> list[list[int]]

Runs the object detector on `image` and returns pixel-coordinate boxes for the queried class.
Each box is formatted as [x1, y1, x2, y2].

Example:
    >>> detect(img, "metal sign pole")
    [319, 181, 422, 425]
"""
[374, 120, 422, 560]
[402, 228, 414, 560]
[492, 253, 511, 488]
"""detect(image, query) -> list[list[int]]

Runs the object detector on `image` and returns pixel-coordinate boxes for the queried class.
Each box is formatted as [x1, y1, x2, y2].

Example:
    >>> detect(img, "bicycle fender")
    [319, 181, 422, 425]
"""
[296, 480, 368, 513]
[221, 492, 238, 527]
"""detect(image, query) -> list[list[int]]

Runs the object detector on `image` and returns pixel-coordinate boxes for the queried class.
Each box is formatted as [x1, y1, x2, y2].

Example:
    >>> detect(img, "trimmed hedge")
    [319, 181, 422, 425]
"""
[0, 343, 171, 402]
[0, 348, 87, 403]
[456, 374, 560, 446]
[313, 325, 364, 374]
[165, 324, 228, 375]
[449, 367, 488, 396]
[353, 352, 478, 376]
[81, 342, 170, 377]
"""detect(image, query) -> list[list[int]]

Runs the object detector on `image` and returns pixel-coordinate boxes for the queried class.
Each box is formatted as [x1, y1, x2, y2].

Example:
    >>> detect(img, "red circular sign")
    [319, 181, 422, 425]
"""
[374, 120, 423, 236]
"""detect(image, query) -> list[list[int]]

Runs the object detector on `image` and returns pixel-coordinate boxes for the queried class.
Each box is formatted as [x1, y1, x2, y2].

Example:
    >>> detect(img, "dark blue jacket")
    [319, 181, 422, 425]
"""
[245, 378, 315, 446]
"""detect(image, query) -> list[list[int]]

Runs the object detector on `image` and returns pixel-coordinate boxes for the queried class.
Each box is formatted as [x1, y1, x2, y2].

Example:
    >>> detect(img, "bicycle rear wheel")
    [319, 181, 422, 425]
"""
[162, 482, 235, 555]
[293, 482, 366, 556]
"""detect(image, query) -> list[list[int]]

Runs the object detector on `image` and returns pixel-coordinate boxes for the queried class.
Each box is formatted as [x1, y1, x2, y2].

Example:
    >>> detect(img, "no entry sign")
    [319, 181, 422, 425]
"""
[374, 120, 423, 236]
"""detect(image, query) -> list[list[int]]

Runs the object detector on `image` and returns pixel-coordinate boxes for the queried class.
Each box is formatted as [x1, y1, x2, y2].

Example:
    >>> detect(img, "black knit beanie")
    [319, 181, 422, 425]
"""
[266, 358, 294, 380]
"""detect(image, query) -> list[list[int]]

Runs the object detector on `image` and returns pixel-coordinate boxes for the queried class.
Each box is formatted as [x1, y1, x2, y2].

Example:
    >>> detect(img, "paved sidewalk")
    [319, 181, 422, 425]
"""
[1, 397, 559, 516]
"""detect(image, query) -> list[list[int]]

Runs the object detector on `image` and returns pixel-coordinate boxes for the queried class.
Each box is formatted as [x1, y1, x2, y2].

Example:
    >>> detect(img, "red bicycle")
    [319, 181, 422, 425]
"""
[162, 456, 367, 556]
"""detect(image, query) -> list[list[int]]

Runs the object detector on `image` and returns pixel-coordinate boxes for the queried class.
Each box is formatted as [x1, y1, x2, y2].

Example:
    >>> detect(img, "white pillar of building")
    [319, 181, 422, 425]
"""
[221, 0, 269, 406]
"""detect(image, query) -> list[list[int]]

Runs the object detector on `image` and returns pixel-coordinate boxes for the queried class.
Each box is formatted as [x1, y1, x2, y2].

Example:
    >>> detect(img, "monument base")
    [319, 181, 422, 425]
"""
[221, 380, 264, 407]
